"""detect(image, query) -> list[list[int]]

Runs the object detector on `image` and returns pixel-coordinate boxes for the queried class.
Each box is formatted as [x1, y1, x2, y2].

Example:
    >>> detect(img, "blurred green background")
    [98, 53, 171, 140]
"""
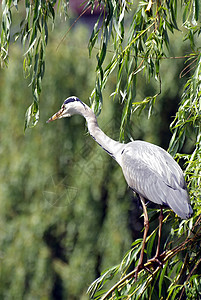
[0, 10, 195, 300]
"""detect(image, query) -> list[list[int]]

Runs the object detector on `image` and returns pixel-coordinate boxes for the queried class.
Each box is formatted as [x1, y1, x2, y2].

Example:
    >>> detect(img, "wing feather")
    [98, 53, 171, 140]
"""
[119, 141, 192, 219]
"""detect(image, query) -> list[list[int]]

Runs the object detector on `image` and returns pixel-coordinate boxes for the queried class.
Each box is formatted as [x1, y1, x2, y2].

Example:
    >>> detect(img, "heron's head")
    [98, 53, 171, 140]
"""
[47, 96, 85, 123]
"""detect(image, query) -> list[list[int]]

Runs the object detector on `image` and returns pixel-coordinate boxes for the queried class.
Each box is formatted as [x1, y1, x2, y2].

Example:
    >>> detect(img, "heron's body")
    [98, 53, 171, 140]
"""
[119, 141, 192, 219]
[47, 96, 192, 220]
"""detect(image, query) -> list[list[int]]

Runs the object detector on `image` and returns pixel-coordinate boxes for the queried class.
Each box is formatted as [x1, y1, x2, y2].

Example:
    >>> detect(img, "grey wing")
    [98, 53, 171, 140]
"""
[120, 142, 192, 219]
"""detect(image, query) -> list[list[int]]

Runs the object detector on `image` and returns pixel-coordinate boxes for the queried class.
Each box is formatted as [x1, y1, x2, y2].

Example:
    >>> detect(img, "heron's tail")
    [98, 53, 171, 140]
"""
[167, 188, 193, 220]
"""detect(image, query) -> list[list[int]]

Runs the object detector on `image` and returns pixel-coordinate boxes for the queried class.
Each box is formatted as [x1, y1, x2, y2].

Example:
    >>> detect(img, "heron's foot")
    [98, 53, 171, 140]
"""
[147, 255, 163, 269]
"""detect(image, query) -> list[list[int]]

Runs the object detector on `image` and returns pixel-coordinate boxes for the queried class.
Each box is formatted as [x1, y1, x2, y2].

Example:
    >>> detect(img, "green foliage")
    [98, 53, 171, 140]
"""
[1, 0, 69, 129]
[87, 0, 200, 138]
[1, 0, 12, 67]
[169, 53, 201, 212]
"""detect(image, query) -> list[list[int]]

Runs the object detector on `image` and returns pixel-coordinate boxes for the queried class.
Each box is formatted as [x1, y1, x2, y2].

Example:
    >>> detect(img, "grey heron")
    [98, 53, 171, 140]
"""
[47, 96, 193, 278]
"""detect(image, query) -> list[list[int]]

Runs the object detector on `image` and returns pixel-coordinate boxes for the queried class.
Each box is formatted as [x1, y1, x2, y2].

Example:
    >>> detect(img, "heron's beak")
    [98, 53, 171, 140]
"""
[46, 108, 64, 123]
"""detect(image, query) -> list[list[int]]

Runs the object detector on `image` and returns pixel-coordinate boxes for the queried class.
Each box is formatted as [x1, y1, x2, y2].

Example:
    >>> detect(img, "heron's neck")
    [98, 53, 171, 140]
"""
[81, 105, 123, 160]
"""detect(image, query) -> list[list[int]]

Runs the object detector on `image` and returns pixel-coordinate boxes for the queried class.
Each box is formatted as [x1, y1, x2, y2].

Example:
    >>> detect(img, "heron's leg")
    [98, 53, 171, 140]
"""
[155, 206, 164, 258]
[135, 196, 149, 281]
[148, 206, 164, 268]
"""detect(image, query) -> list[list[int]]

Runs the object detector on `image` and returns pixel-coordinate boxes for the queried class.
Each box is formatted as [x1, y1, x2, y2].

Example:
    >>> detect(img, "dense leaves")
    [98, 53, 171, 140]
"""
[1, 0, 69, 129]
[87, 0, 200, 138]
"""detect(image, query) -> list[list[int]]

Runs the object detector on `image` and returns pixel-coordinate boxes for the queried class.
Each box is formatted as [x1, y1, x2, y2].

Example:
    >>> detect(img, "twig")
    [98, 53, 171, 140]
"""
[179, 57, 198, 78]
[56, 4, 92, 51]
[179, 257, 201, 300]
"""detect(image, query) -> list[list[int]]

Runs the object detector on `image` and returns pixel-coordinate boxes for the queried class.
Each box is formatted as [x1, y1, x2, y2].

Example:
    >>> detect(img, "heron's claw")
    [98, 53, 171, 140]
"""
[135, 257, 162, 281]
[147, 256, 163, 268]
